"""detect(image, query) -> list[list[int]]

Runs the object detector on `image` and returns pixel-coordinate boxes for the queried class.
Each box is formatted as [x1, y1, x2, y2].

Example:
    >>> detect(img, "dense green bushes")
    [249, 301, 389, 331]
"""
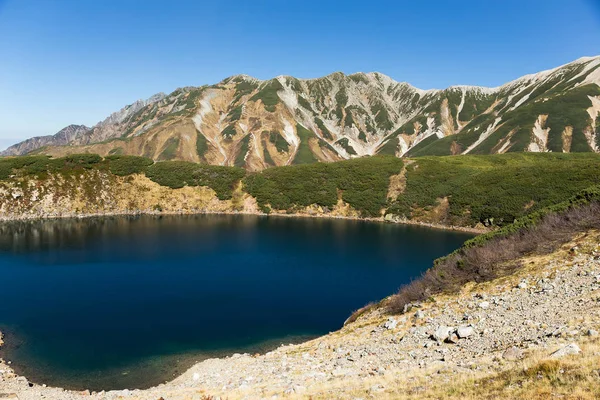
[387, 153, 600, 226]
[243, 156, 403, 217]
[385, 184, 600, 314]
[105, 155, 154, 176]
[0, 155, 51, 179]
[457, 184, 600, 252]
[3, 152, 600, 221]
[145, 161, 246, 200]
[0, 154, 103, 179]
[249, 80, 283, 112]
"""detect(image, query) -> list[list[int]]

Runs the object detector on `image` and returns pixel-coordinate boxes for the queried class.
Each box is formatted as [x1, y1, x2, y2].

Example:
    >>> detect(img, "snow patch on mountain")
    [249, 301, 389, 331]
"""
[463, 117, 502, 154]
[528, 115, 550, 152]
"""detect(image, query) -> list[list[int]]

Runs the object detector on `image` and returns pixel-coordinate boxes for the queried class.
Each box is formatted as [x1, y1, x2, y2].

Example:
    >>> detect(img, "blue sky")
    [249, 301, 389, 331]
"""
[0, 0, 599, 150]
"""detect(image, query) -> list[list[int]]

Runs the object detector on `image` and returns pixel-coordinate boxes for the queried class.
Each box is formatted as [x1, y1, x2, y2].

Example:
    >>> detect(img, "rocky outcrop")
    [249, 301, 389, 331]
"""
[0, 92, 165, 156]
[3, 57, 600, 165]
[0, 125, 91, 156]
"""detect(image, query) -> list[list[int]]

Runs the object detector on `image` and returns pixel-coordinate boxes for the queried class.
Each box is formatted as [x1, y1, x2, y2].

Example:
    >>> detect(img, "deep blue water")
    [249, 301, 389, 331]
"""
[0, 215, 472, 390]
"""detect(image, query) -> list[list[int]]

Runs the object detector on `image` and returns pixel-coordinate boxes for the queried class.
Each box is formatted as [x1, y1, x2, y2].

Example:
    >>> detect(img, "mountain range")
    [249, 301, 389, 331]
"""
[2, 56, 599, 170]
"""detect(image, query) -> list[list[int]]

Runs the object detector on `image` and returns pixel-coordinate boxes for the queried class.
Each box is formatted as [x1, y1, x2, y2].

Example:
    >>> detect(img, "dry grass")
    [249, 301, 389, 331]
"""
[283, 338, 600, 400]
[384, 202, 600, 315]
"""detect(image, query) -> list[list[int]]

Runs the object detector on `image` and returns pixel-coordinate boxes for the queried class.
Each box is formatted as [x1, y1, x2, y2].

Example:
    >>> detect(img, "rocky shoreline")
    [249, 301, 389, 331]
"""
[0, 209, 487, 235]
[1, 230, 599, 399]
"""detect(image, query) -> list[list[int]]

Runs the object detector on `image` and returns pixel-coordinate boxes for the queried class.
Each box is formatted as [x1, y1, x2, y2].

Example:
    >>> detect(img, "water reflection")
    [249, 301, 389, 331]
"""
[0, 215, 473, 390]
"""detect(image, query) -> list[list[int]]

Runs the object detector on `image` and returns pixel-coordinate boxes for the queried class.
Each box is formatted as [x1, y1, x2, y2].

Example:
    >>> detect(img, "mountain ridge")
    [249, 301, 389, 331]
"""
[2, 55, 600, 168]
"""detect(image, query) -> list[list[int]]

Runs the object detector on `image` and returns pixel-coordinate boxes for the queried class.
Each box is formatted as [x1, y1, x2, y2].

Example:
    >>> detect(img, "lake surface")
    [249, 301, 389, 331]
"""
[0, 215, 473, 390]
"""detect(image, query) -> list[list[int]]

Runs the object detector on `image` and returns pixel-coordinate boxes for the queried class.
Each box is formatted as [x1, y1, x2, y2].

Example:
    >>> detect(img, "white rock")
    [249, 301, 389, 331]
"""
[479, 301, 490, 309]
[502, 346, 523, 361]
[432, 326, 453, 342]
[518, 282, 528, 289]
[293, 385, 306, 393]
[587, 329, 598, 337]
[551, 343, 582, 359]
[456, 326, 474, 338]
[369, 384, 385, 393]
[192, 372, 200, 381]
[332, 368, 353, 377]
[383, 318, 398, 330]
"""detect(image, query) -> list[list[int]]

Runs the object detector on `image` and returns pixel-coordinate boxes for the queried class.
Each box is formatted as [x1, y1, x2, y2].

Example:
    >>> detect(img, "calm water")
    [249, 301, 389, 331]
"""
[0, 215, 472, 390]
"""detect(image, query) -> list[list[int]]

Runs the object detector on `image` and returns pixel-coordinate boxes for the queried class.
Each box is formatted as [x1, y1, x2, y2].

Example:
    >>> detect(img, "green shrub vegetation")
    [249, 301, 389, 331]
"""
[371, 102, 393, 131]
[158, 137, 180, 161]
[196, 131, 208, 161]
[145, 161, 246, 200]
[262, 143, 276, 166]
[378, 135, 399, 156]
[228, 105, 243, 122]
[0, 154, 104, 179]
[335, 138, 357, 155]
[243, 156, 403, 217]
[314, 118, 333, 140]
[250, 80, 283, 112]
[297, 95, 314, 112]
[468, 84, 600, 154]
[221, 125, 237, 140]
[234, 135, 251, 168]
[266, 131, 290, 153]
[386, 183, 600, 315]
[292, 124, 319, 164]
[106, 155, 154, 176]
[387, 153, 600, 226]
[234, 80, 258, 97]
[4, 152, 600, 228]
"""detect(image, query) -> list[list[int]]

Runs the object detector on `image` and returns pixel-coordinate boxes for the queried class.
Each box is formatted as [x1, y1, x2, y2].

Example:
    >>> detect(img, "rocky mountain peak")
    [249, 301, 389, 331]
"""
[2, 56, 599, 164]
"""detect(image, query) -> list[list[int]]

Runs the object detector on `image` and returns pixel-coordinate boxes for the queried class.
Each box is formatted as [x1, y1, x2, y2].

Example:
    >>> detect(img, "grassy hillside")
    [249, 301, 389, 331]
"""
[383, 183, 600, 314]
[2, 153, 600, 226]
[243, 156, 403, 217]
[386, 153, 600, 227]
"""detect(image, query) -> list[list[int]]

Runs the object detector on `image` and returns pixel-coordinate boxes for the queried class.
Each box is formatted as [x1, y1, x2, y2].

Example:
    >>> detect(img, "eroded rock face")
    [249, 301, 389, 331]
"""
[4, 57, 600, 165]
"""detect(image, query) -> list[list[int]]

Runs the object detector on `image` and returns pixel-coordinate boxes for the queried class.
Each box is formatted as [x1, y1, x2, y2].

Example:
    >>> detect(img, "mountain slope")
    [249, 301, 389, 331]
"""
[2, 56, 600, 169]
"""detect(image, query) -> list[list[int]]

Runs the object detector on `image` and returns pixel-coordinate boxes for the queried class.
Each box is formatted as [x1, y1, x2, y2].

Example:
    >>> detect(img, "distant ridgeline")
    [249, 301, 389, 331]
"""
[1, 153, 600, 228]
[1, 57, 599, 169]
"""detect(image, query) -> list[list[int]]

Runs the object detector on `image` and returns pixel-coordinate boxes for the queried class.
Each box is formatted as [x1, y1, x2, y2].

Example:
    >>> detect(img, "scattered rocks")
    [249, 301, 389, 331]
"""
[432, 326, 453, 342]
[446, 332, 459, 344]
[369, 384, 385, 393]
[551, 343, 582, 359]
[383, 318, 398, 330]
[456, 326, 474, 338]
[517, 281, 528, 289]
[502, 347, 524, 361]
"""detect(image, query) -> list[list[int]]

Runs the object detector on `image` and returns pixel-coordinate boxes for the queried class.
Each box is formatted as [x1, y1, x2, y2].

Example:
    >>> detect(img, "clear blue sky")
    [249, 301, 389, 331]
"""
[1, 0, 599, 150]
